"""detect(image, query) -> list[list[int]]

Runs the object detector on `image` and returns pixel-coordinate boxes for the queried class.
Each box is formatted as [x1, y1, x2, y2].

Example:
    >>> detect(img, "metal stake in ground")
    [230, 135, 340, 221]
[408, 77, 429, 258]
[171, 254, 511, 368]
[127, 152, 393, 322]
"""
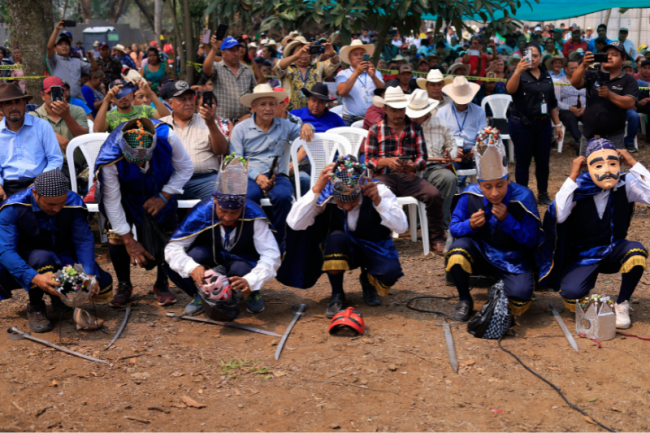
[275, 304, 308, 361]
[442, 317, 459, 373]
[166, 313, 282, 337]
[105, 306, 131, 350]
[549, 303, 580, 353]
[7, 326, 109, 364]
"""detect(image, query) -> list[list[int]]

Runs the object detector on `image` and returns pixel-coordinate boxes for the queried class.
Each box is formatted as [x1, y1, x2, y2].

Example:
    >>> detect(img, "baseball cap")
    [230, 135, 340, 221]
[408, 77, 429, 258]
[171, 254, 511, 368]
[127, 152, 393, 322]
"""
[99, 42, 109, 49]
[603, 41, 628, 59]
[109, 79, 136, 99]
[399, 64, 413, 73]
[169, 80, 195, 98]
[642, 60, 650, 68]
[620, 27, 629, 33]
[42, 76, 65, 93]
[221, 37, 241, 51]
[623, 60, 635, 69]
[56, 31, 72, 44]
[273, 87, 289, 104]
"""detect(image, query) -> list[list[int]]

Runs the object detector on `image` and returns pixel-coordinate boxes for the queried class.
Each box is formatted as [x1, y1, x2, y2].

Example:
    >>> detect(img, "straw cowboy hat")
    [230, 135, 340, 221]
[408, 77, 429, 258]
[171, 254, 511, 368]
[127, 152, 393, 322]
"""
[283, 36, 310, 58]
[544, 54, 566, 70]
[240, 83, 288, 108]
[112, 44, 127, 53]
[340, 39, 375, 65]
[442, 76, 480, 105]
[417, 69, 453, 89]
[263, 39, 281, 50]
[447, 62, 470, 75]
[0, 81, 32, 103]
[372, 86, 409, 109]
[405, 89, 440, 118]
[281, 31, 301, 47]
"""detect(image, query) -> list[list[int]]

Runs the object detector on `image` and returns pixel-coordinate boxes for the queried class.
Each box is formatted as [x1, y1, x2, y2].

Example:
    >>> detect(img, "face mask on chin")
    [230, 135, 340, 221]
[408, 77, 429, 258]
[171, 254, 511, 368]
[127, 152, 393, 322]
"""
[587, 149, 621, 190]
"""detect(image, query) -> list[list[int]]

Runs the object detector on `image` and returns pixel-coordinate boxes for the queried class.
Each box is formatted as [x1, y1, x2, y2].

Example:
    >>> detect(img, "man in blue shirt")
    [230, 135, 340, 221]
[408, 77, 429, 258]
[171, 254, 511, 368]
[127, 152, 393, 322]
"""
[587, 24, 613, 53]
[0, 82, 63, 201]
[0, 170, 113, 332]
[290, 83, 345, 133]
[113, 44, 137, 69]
[230, 84, 315, 243]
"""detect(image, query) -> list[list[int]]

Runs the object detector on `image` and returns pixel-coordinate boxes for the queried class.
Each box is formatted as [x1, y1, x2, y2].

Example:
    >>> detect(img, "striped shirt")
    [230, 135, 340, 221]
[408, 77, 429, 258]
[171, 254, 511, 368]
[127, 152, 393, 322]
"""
[211, 60, 257, 122]
[554, 76, 586, 111]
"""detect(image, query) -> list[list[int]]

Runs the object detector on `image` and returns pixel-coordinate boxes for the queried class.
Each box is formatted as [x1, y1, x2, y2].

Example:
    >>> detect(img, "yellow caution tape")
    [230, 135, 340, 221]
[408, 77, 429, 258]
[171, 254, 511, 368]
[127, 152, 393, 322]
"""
[0, 75, 47, 80]
[377, 69, 650, 91]
[0, 64, 24, 70]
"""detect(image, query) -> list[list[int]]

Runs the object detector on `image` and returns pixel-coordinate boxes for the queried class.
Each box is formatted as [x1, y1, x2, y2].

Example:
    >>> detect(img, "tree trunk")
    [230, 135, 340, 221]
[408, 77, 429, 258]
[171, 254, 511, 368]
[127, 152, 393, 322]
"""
[604, 9, 612, 28]
[61, 0, 68, 19]
[133, 0, 155, 29]
[7, 0, 54, 105]
[80, 0, 91, 22]
[154, 0, 162, 45]
[109, 0, 128, 24]
[372, 21, 391, 65]
[166, 0, 185, 80]
[181, 0, 195, 84]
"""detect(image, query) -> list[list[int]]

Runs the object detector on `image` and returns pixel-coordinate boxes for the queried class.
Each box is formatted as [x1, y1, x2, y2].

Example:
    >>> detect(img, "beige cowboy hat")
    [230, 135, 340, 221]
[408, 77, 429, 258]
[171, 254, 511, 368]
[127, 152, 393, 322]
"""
[406, 89, 440, 118]
[248, 42, 258, 48]
[112, 44, 127, 53]
[442, 76, 480, 105]
[447, 62, 471, 75]
[340, 39, 375, 65]
[544, 54, 567, 70]
[417, 69, 453, 89]
[240, 83, 288, 108]
[373, 86, 409, 109]
[284, 36, 310, 58]
[281, 31, 301, 47]
[263, 39, 281, 50]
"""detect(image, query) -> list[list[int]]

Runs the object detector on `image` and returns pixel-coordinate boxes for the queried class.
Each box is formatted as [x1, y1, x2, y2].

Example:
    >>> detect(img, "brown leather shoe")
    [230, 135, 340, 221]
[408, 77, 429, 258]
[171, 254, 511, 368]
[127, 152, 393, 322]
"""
[432, 242, 445, 256]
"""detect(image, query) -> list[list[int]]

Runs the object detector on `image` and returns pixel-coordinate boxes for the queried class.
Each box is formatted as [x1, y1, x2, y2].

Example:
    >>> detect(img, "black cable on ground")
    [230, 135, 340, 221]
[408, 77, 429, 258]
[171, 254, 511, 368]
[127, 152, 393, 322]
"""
[406, 295, 456, 320]
[497, 336, 615, 432]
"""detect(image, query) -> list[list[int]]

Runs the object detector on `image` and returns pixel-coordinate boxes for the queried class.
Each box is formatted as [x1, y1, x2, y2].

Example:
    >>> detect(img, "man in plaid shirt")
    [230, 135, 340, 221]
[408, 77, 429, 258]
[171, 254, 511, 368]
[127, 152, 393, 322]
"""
[366, 86, 447, 255]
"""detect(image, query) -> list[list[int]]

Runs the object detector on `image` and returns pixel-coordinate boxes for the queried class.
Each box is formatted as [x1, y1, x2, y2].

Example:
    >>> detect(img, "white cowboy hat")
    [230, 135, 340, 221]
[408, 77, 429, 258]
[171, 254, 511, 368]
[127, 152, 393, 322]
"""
[283, 36, 310, 58]
[263, 39, 281, 50]
[373, 86, 409, 109]
[405, 89, 440, 118]
[112, 44, 126, 53]
[544, 54, 566, 70]
[248, 42, 258, 48]
[417, 69, 453, 89]
[442, 76, 480, 105]
[340, 39, 375, 65]
[240, 83, 288, 108]
[447, 62, 471, 75]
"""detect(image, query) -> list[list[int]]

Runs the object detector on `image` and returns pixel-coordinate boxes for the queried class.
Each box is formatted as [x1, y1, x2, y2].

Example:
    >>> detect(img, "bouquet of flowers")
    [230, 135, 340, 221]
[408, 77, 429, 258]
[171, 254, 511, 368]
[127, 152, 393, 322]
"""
[54, 264, 94, 307]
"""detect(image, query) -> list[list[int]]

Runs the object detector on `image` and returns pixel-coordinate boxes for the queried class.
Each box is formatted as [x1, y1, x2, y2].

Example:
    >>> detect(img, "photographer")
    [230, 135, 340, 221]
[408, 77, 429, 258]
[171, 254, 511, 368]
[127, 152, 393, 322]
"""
[570, 41, 639, 155]
[506, 42, 562, 206]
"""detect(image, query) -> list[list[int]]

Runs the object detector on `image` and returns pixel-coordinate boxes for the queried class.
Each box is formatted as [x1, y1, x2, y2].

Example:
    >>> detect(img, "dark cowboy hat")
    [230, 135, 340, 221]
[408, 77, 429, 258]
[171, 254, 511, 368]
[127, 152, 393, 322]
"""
[0, 81, 33, 103]
[301, 83, 335, 101]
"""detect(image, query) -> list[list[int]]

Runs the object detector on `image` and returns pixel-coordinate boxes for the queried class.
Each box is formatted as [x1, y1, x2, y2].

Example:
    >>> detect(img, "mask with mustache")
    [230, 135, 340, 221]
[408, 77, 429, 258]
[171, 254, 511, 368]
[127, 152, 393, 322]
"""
[587, 148, 621, 190]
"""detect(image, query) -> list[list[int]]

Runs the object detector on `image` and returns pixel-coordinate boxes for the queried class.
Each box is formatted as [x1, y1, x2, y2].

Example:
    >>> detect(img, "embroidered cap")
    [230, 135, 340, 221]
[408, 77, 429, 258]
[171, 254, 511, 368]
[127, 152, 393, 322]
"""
[34, 169, 69, 197]
[585, 137, 617, 158]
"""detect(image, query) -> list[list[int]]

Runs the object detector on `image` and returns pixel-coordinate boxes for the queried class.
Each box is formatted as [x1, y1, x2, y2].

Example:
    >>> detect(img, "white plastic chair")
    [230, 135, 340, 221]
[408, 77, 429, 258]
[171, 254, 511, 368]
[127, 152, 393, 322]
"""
[351, 119, 364, 129]
[481, 94, 514, 163]
[327, 127, 368, 158]
[330, 105, 344, 118]
[290, 133, 351, 197]
[639, 113, 647, 136]
[625, 121, 639, 151]
[87, 118, 94, 133]
[66, 133, 110, 242]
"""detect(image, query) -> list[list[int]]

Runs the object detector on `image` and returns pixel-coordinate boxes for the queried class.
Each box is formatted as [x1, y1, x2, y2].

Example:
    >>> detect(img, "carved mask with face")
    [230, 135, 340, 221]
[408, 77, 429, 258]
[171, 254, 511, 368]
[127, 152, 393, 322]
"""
[586, 138, 620, 190]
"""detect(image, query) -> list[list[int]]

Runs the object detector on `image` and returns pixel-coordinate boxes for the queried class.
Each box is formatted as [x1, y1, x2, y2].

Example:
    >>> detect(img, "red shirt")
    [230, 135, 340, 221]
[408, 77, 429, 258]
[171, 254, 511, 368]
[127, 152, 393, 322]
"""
[562, 40, 588, 59]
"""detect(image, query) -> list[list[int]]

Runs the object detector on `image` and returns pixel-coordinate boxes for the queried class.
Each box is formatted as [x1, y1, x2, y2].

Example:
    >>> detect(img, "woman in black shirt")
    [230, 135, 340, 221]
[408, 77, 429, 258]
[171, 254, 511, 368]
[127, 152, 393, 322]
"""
[506, 42, 563, 205]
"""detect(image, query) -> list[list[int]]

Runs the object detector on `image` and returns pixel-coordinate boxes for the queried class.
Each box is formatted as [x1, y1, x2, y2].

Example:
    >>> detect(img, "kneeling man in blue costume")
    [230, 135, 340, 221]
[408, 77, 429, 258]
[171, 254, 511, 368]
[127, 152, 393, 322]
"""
[539, 138, 650, 329]
[95, 117, 193, 308]
[446, 127, 543, 322]
[279, 155, 408, 318]
[0, 170, 113, 333]
[164, 155, 281, 315]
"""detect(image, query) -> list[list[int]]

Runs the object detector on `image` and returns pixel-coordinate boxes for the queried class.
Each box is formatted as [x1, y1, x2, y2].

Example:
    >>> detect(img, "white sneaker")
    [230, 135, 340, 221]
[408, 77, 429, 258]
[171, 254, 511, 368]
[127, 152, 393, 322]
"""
[614, 300, 632, 329]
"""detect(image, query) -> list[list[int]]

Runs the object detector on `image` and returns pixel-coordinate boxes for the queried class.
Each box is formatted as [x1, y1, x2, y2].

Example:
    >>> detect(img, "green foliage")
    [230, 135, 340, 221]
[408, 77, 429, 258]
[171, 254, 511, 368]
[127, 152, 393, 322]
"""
[205, 0, 538, 43]
[219, 358, 274, 382]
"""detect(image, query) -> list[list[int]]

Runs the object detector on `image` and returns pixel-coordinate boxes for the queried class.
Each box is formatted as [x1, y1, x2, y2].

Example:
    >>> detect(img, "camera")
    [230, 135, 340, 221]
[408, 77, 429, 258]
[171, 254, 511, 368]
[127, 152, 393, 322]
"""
[308, 43, 325, 55]
[593, 53, 608, 64]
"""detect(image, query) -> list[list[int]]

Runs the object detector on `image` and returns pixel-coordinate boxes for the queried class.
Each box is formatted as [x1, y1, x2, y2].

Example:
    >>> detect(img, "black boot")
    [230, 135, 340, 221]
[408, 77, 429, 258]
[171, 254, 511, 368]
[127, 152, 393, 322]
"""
[452, 299, 474, 322]
[325, 293, 346, 319]
[360, 271, 381, 307]
[537, 193, 552, 206]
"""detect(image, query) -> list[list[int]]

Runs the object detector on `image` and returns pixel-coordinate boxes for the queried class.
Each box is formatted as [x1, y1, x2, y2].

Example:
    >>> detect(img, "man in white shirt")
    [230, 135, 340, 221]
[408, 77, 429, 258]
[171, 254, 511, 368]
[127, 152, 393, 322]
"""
[336, 40, 385, 126]
[407, 89, 458, 229]
[279, 157, 408, 318]
[164, 157, 280, 316]
[94, 117, 193, 309]
[539, 139, 650, 329]
[616, 28, 638, 60]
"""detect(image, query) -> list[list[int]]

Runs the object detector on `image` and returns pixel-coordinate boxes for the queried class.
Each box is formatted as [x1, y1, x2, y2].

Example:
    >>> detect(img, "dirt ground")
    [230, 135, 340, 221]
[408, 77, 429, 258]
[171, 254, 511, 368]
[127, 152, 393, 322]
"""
[2, 138, 650, 432]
